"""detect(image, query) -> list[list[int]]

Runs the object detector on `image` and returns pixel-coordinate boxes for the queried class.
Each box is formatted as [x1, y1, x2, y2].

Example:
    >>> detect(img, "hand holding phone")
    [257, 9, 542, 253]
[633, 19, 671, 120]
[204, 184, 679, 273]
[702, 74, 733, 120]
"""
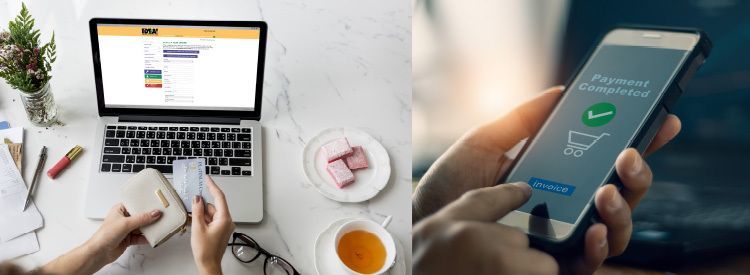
[413, 85, 681, 274]
[414, 183, 560, 275]
[498, 27, 710, 252]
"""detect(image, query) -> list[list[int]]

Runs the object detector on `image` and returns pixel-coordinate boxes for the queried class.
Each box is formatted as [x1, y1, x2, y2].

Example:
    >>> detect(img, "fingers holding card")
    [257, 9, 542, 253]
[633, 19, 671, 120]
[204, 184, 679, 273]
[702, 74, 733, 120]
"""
[172, 158, 208, 210]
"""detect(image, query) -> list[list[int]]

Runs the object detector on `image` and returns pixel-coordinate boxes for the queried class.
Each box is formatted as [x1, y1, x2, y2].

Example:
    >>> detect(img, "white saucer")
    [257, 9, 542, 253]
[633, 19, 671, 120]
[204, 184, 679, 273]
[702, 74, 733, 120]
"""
[303, 128, 391, 203]
[314, 217, 406, 275]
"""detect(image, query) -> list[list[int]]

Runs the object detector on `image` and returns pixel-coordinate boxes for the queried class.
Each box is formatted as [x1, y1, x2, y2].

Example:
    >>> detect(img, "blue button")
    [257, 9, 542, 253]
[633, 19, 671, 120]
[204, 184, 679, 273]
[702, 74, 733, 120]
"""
[529, 177, 576, 196]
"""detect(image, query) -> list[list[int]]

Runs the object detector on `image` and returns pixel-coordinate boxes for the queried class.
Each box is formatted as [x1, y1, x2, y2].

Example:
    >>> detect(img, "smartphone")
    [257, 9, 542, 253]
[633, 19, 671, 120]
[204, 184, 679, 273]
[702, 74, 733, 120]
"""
[497, 26, 711, 253]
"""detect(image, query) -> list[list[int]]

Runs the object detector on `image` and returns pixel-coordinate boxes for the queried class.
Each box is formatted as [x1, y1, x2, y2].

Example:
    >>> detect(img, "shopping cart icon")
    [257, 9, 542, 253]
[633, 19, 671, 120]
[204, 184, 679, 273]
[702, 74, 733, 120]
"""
[563, 130, 610, 157]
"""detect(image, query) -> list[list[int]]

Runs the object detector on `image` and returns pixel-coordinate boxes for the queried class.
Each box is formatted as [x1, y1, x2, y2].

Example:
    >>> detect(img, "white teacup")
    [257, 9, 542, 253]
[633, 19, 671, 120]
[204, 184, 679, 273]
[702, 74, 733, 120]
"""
[333, 217, 396, 275]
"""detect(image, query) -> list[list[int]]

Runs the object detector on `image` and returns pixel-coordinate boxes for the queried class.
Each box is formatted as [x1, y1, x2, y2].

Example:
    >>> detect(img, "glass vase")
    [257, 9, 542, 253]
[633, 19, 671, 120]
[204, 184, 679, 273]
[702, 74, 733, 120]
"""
[19, 82, 58, 127]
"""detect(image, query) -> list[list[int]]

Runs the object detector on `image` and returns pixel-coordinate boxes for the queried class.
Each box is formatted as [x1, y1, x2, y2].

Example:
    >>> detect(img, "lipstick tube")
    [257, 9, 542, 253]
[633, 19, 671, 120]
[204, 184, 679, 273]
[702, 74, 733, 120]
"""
[47, 145, 83, 179]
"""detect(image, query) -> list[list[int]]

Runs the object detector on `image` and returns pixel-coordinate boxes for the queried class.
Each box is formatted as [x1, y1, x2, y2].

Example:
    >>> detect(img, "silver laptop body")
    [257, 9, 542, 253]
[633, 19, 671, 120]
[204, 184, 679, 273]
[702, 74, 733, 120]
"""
[84, 18, 268, 223]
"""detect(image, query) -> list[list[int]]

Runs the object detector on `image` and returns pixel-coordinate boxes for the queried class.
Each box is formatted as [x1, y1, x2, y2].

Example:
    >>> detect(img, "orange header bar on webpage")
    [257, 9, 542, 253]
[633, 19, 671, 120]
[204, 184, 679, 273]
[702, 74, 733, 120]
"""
[97, 26, 259, 39]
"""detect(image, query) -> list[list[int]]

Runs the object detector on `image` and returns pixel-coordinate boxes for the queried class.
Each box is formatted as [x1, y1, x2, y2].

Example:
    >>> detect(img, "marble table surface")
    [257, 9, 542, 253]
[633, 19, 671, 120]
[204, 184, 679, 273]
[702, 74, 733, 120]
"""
[0, 0, 411, 274]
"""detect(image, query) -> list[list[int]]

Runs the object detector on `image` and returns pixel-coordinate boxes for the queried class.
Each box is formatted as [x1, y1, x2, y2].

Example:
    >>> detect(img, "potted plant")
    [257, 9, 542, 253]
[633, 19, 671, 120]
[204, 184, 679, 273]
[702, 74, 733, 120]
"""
[0, 3, 58, 126]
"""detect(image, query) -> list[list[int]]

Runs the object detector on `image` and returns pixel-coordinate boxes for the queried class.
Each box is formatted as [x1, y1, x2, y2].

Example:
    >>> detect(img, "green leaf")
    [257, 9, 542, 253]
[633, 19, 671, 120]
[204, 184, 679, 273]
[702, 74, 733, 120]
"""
[0, 2, 55, 90]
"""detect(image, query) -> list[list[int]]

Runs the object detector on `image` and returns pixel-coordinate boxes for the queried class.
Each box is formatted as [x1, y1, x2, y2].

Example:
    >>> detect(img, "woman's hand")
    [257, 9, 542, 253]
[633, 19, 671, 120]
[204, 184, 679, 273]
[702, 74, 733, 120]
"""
[414, 183, 559, 275]
[41, 204, 162, 274]
[191, 176, 235, 275]
[413, 86, 681, 274]
[87, 204, 163, 263]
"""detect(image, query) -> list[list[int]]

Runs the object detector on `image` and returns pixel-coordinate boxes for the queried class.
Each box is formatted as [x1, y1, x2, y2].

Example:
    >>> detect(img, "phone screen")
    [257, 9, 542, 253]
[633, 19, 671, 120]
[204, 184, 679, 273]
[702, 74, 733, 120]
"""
[506, 44, 690, 224]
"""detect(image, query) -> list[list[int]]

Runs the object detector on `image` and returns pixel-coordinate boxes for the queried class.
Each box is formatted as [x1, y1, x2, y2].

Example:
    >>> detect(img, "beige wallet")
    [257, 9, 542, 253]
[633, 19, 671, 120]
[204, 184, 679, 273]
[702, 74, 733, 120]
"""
[120, 168, 188, 247]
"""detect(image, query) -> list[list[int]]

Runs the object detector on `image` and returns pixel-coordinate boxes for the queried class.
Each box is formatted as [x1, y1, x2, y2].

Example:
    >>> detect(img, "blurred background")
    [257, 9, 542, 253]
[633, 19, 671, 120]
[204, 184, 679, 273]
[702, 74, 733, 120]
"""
[413, 0, 567, 168]
[413, 0, 750, 271]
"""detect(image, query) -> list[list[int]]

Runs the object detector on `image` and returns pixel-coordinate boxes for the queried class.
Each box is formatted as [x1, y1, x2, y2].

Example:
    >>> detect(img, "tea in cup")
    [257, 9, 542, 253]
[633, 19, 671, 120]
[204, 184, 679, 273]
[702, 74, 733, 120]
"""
[334, 218, 396, 274]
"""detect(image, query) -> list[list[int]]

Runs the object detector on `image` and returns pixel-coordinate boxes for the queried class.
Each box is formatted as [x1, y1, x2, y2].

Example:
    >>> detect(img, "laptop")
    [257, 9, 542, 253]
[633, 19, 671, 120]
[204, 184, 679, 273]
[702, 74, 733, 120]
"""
[84, 18, 268, 223]
[558, 1, 750, 268]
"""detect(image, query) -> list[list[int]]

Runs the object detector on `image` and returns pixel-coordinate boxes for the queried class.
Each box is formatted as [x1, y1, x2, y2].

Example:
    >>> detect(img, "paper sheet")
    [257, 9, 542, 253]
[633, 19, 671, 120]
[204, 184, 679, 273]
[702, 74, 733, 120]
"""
[0, 127, 23, 144]
[0, 144, 43, 241]
[0, 125, 22, 171]
[0, 232, 39, 261]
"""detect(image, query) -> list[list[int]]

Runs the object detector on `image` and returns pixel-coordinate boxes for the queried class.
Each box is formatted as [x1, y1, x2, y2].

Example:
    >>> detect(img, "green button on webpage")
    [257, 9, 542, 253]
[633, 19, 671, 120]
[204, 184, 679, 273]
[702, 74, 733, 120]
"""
[582, 102, 616, 127]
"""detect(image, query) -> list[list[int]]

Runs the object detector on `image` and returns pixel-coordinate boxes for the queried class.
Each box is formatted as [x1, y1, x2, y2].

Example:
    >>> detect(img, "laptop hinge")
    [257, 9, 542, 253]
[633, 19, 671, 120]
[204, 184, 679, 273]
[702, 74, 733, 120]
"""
[118, 115, 241, 125]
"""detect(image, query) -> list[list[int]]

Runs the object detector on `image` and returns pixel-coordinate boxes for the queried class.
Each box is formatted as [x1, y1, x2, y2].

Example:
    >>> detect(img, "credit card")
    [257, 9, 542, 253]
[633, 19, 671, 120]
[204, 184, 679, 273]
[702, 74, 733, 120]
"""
[172, 158, 206, 210]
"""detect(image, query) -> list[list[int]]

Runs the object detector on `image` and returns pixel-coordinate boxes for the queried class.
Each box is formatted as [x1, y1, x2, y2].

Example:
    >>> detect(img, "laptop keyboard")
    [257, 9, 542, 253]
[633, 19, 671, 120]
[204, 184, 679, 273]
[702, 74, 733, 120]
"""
[99, 125, 253, 176]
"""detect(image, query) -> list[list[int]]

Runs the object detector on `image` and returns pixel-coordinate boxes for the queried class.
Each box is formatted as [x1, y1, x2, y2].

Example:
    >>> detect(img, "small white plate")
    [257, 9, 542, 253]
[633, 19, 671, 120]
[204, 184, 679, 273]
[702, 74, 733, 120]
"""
[314, 217, 406, 275]
[303, 128, 391, 203]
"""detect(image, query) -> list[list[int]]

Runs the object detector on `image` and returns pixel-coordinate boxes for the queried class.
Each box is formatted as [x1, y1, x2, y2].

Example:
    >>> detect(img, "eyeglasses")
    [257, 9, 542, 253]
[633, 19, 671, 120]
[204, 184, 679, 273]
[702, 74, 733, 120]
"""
[228, 232, 300, 275]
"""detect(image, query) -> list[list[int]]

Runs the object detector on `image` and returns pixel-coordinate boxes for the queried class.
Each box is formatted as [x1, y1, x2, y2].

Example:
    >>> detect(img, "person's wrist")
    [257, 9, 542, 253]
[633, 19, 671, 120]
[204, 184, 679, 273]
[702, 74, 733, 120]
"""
[78, 241, 99, 260]
[81, 238, 103, 254]
[197, 259, 222, 275]
[41, 241, 111, 274]
[79, 240, 112, 267]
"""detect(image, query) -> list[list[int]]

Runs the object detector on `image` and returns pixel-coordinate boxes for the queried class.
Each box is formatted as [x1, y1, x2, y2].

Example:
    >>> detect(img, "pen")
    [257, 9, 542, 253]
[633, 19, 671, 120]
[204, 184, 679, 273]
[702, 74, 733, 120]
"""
[23, 146, 47, 211]
[47, 145, 83, 179]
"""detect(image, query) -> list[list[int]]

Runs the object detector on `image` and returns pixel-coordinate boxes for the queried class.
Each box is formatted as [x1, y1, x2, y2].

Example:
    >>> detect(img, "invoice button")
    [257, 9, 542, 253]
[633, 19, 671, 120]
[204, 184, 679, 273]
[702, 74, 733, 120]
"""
[529, 177, 576, 196]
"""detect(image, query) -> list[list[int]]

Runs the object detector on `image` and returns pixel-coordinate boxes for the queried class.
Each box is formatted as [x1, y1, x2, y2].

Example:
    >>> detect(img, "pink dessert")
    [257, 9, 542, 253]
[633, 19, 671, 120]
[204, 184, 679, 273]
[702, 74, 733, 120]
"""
[326, 159, 355, 188]
[345, 146, 369, 170]
[323, 138, 353, 162]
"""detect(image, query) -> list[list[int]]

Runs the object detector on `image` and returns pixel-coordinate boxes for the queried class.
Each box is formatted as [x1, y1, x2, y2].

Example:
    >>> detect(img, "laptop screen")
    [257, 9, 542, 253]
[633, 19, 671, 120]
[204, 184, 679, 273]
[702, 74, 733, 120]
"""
[95, 23, 261, 111]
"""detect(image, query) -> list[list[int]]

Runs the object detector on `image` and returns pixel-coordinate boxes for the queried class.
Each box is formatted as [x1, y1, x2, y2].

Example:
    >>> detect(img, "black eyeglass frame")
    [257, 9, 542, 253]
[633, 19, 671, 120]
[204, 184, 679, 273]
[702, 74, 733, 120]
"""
[227, 232, 301, 275]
